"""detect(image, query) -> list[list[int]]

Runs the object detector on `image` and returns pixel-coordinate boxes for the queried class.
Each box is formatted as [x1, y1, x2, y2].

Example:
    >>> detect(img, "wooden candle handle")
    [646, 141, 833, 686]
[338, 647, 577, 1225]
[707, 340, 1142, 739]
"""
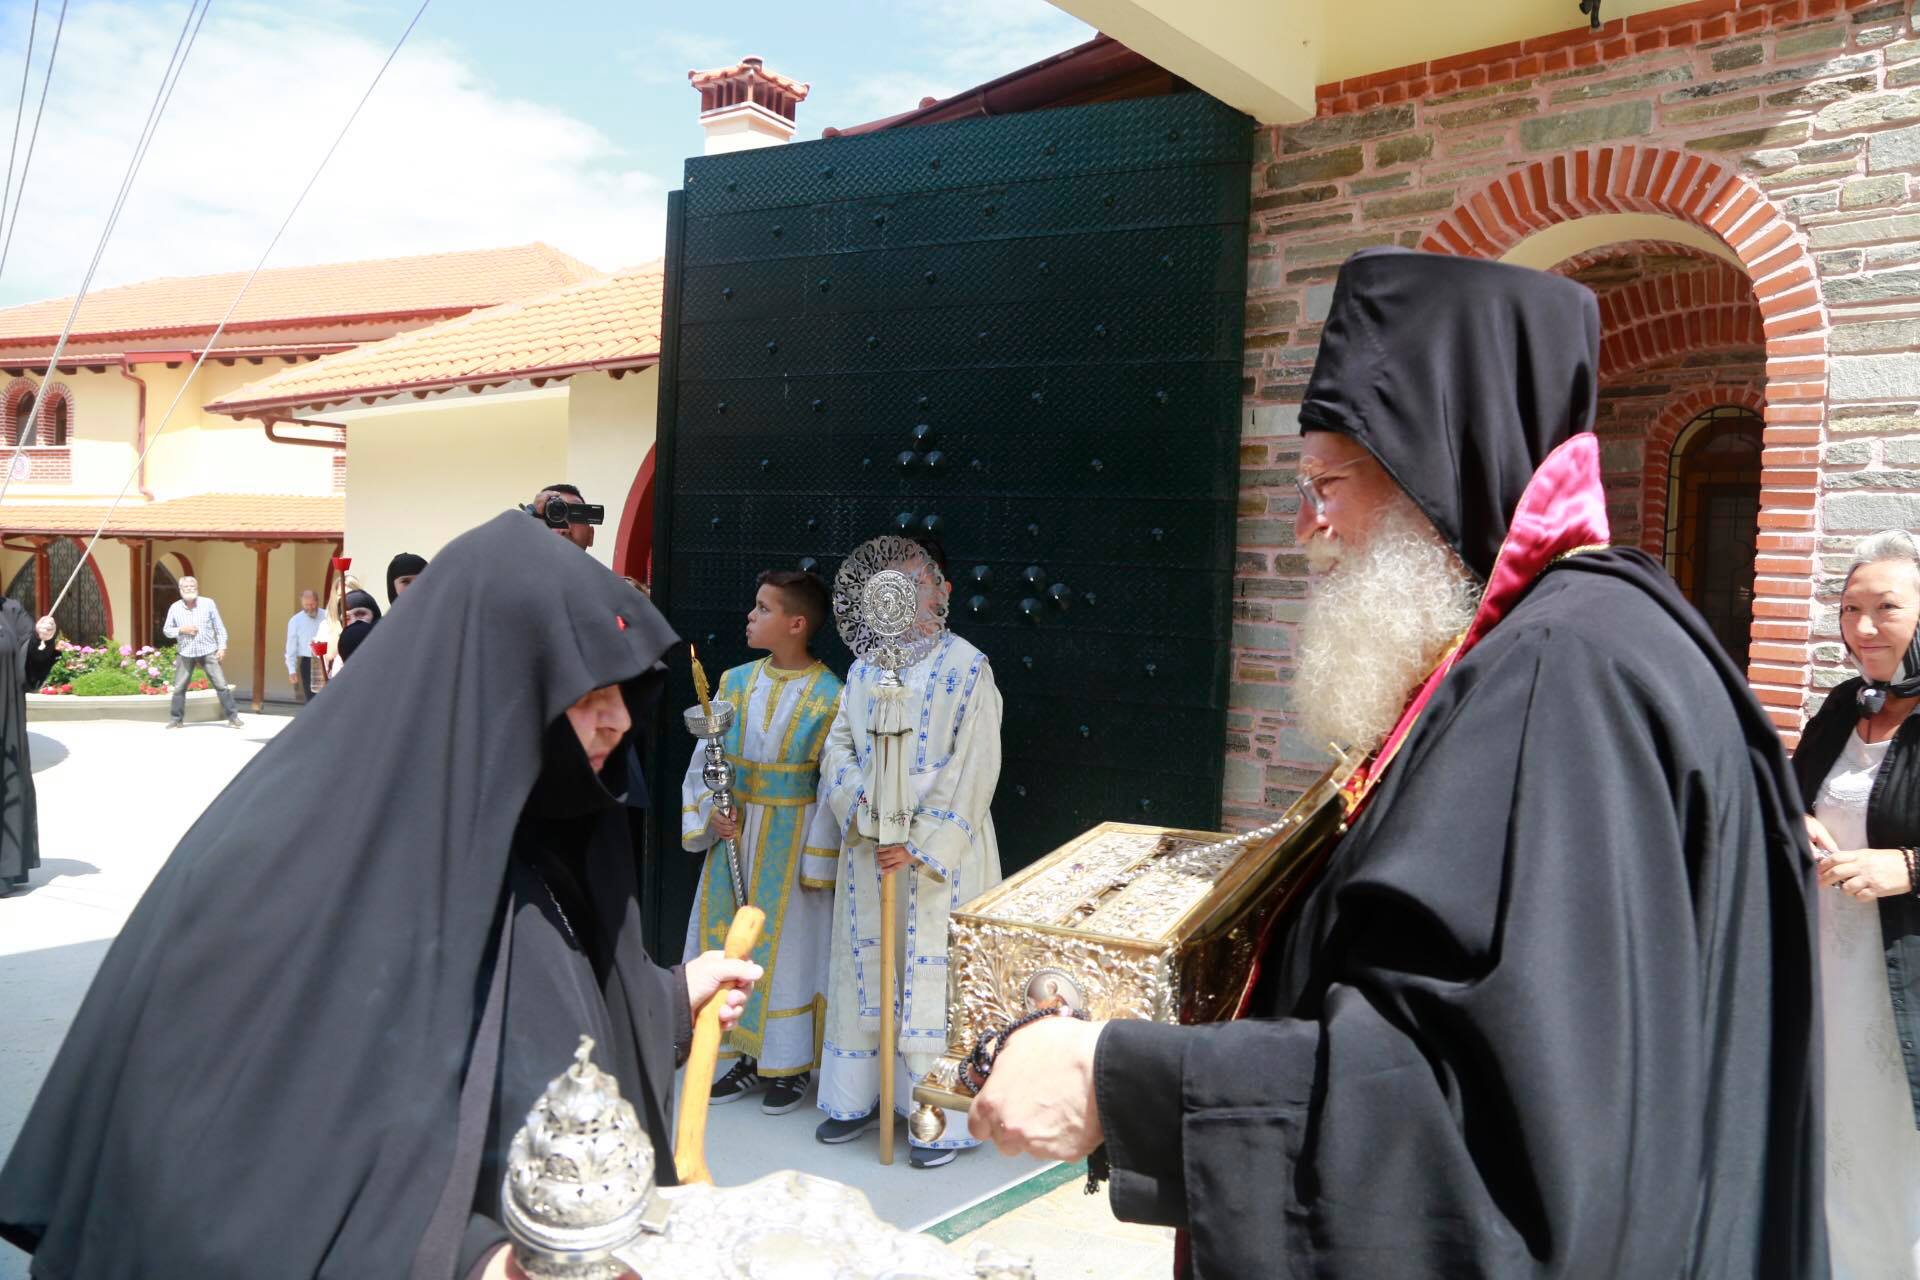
[673, 905, 765, 1186]
[878, 869, 899, 1165]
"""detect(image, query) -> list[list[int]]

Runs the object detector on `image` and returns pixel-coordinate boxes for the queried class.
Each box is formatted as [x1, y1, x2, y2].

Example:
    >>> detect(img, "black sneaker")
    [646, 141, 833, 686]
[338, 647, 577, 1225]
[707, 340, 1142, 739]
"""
[814, 1108, 879, 1144]
[909, 1145, 957, 1170]
[709, 1057, 762, 1104]
[761, 1071, 811, 1115]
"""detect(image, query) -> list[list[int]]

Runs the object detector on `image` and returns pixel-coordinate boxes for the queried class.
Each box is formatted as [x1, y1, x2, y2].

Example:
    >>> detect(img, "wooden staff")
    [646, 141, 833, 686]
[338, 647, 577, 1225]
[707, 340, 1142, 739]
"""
[878, 867, 899, 1165]
[673, 905, 765, 1186]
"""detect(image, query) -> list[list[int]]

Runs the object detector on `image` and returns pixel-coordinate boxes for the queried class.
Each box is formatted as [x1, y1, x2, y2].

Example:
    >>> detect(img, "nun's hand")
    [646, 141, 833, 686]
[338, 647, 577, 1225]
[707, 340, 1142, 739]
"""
[685, 951, 762, 1031]
[1805, 814, 1839, 860]
[1819, 849, 1912, 901]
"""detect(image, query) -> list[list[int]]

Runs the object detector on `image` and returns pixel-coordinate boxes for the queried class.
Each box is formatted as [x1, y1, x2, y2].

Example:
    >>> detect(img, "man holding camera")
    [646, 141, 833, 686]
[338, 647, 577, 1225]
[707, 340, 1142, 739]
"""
[528, 483, 601, 550]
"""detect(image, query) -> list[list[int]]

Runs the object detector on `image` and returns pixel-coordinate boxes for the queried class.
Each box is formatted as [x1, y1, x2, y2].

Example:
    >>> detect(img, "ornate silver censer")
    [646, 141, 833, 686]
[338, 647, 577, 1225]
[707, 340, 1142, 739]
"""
[503, 1036, 1033, 1279]
[502, 1036, 663, 1280]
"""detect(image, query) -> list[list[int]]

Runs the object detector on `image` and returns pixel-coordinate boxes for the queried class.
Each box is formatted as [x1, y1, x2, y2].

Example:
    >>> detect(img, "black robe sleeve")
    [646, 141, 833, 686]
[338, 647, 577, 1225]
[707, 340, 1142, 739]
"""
[1096, 618, 1801, 1278]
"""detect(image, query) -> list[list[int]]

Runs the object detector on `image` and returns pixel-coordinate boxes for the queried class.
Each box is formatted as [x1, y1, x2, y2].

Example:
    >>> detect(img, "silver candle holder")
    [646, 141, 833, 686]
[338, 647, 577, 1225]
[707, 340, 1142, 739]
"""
[684, 700, 748, 909]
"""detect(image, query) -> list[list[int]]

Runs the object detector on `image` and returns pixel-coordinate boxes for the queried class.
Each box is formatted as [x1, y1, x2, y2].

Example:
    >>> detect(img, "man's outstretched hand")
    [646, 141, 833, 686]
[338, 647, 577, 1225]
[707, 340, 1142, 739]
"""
[967, 1014, 1105, 1161]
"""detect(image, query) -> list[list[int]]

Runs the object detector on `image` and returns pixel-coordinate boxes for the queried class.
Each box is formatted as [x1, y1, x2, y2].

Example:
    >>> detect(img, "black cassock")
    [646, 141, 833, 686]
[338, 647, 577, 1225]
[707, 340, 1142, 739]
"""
[0, 513, 689, 1279]
[1094, 251, 1825, 1278]
[0, 597, 39, 892]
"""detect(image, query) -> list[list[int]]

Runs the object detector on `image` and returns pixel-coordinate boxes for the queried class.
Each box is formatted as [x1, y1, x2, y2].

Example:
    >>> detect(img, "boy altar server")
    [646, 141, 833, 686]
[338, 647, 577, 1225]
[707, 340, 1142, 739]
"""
[814, 535, 1004, 1169]
[682, 570, 843, 1115]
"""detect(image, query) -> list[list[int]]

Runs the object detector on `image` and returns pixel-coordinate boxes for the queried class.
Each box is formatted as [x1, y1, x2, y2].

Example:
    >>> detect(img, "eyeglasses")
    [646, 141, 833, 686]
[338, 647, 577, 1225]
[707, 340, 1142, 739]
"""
[1294, 458, 1366, 521]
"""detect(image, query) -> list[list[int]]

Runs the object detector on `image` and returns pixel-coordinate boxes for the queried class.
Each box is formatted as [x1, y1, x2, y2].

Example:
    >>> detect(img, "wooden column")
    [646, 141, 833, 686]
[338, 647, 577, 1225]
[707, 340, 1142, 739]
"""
[116, 538, 148, 648]
[244, 540, 280, 712]
[29, 536, 51, 619]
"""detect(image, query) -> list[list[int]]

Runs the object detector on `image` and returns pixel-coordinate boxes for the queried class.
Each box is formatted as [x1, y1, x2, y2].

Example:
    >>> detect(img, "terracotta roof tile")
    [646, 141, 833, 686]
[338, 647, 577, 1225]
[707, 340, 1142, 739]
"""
[0, 493, 342, 538]
[205, 262, 665, 417]
[0, 243, 599, 345]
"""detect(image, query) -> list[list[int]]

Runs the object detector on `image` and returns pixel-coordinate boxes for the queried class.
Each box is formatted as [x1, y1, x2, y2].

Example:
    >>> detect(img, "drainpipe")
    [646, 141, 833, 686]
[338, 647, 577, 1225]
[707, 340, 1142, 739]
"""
[262, 414, 348, 449]
[118, 358, 157, 501]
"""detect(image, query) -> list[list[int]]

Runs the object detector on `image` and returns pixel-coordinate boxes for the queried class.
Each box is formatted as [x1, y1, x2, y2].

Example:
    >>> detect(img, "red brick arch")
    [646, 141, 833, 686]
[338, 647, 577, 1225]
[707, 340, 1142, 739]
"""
[1596, 263, 1763, 380]
[1421, 145, 1827, 730]
[1639, 385, 1769, 559]
[1, 375, 76, 447]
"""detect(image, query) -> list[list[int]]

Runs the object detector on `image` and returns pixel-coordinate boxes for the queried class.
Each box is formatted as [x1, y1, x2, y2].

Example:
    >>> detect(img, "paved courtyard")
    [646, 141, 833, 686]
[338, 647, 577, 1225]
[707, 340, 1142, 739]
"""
[0, 713, 1168, 1279]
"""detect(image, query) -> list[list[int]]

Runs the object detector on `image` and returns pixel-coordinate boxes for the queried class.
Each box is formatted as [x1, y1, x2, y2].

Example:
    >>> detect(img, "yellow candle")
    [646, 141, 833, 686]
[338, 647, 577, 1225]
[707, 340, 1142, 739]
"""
[690, 647, 714, 717]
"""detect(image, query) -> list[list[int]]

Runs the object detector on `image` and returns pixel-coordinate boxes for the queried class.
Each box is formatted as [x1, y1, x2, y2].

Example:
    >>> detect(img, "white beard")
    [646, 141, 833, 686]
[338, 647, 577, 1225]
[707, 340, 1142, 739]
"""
[1294, 501, 1483, 760]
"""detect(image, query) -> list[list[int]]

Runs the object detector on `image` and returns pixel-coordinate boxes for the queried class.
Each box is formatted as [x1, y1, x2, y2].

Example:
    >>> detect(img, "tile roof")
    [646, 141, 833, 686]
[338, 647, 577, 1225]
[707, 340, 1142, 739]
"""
[205, 262, 666, 417]
[0, 244, 599, 346]
[0, 493, 342, 539]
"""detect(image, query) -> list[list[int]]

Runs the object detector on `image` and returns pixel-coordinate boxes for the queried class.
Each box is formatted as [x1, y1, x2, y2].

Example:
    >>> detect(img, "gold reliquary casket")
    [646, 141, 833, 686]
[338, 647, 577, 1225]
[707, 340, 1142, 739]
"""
[913, 753, 1360, 1120]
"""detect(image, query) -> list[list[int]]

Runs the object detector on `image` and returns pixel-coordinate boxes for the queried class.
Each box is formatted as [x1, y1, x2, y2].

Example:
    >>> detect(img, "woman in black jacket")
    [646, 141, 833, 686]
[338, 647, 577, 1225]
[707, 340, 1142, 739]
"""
[1791, 528, 1920, 1278]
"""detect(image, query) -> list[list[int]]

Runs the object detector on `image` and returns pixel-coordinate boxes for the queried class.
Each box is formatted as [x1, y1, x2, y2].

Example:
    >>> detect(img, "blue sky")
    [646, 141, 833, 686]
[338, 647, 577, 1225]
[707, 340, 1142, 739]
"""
[0, 0, 1093, 306]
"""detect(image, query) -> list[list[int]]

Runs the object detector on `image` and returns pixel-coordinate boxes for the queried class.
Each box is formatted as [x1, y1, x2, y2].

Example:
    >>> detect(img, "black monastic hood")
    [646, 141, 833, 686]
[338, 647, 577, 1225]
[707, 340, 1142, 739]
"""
[1298, 247, 1602, 580]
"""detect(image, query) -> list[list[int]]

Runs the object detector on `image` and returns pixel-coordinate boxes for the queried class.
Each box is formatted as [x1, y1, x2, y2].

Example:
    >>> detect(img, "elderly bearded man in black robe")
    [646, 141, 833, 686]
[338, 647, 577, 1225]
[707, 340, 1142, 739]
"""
[968, 249, 1827, 1278]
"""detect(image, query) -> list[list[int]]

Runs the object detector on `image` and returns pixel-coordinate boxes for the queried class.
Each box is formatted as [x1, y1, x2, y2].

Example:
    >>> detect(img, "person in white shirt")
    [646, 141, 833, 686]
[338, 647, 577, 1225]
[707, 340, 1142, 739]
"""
[285, 590, 323, 703]
[161, 577, 242, 729]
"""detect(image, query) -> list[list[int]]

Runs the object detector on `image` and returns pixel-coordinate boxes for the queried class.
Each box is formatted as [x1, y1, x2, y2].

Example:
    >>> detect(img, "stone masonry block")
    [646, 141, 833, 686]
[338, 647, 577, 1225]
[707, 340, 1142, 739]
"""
[1246, 405, 1302, 437]
[1266, 146, 1363, 190]
[1768, 75, 1877, 110]
[1869, 122, 1920, 171]
[1825, 470, 1920, 489]
[1823, 267, 1920, 303]
[1831, 353, 1920, 400]
[1519, 101, 1652, 151]
[1885, 439, 1920, 463]
[1816, 249, 1866, 274]
[1547, 66, 1693, 105]
[1841, 175, 1908, 209]
[1816, 92, 1920, 133]
[1833, 317, 1920, 353]
[1784, 190, 1843, 217]
[1825, 493, 1920, 530]
[1362, 190, 1458, 220]
[1866, 242, 1920, 270]
[1776, 27, 1848, 58]
[1687, 122, 1813, 152]
[1374, 134, 1433, 166]
[1712, 44, 1766, 71]
[1349, 173, 1412, 194]
[1305, 283, 1337, 323]
[1280, 105, 1417, 155]
[1824, 440, 1873, 464]
[1829, 412, 1920, 434]
[1432, 98, 1541, 130]
[1809, 213, 1920, 247]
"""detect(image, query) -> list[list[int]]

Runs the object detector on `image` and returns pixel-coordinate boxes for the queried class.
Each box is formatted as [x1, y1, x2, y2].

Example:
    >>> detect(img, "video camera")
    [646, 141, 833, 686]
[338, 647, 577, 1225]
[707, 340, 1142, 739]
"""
[524, 496, 605, 529]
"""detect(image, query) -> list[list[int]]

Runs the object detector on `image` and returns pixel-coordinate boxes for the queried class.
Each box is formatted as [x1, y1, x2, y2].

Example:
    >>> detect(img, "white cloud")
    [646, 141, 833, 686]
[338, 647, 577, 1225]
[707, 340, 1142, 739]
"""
[0, 2, 667, 307]
[827, 0, 1095, 127]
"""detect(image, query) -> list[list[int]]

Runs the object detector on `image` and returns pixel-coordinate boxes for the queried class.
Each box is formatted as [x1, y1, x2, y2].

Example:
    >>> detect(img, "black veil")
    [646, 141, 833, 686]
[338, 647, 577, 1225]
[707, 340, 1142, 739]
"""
[0, 512, 680, 1277]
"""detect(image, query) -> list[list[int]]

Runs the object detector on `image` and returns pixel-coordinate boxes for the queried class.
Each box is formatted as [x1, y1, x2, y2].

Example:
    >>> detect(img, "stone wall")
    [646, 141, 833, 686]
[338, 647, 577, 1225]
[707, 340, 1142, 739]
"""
[1227, 0, 1920, 823]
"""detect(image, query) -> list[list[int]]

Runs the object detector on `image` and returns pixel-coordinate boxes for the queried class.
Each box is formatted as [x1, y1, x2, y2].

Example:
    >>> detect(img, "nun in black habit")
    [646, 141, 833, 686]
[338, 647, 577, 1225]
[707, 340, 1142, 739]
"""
[0, 597, 38, 894]
[968, 250, 1826, 1278]
[0, 512, 760, 1278]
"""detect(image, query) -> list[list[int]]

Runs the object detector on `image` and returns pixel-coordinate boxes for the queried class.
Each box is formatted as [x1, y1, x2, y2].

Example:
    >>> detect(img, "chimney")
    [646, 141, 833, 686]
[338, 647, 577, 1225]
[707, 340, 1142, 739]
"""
[688, 56, 811, 156]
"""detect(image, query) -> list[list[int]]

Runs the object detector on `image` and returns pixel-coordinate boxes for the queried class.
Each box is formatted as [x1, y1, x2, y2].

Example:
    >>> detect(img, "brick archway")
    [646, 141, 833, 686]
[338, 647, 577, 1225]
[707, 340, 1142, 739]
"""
[1421, 145, 1827, 730]
[1640, 385, 1770, 559]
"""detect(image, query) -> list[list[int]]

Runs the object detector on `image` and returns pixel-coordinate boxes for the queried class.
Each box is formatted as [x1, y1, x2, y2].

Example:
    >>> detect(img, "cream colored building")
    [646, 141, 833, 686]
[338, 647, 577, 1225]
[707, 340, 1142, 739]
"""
[0, 243, 597, 703]
[205, 264, 666, 591]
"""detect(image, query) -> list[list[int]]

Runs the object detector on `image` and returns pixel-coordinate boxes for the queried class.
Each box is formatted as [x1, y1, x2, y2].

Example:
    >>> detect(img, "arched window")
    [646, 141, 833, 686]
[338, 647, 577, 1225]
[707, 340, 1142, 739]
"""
[1665, 405, 1763, 670]
[10, 391, 33, 447]
[3, 539, 111, 643]
[47, 396, 67, 446]
[152, 553, 193, 648]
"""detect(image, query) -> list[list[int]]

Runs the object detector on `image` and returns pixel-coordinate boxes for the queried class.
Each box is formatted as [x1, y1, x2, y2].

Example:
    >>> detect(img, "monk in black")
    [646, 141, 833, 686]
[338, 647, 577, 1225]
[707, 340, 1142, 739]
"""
[0, 512, 760, 1278]
[0, 597, 39, 895]
[969, 250, 1825, 1278]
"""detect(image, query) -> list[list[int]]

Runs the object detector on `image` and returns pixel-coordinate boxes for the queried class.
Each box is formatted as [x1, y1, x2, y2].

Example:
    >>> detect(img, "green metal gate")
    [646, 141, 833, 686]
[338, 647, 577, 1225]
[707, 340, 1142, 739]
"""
[646, 92, 1251, 946]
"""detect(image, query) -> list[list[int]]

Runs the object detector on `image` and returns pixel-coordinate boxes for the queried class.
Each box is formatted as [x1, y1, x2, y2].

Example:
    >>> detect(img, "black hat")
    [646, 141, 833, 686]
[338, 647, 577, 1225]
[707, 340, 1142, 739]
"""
[1298, 248, 1600, 580]
[387, 553, 428, 605]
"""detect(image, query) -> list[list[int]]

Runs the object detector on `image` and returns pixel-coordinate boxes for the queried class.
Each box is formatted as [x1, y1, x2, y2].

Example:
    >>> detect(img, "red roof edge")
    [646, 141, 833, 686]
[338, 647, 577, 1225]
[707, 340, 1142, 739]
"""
[206, 352, 663, 419]
[824, 34, 1160, 137]
[0, 306, 494, 352]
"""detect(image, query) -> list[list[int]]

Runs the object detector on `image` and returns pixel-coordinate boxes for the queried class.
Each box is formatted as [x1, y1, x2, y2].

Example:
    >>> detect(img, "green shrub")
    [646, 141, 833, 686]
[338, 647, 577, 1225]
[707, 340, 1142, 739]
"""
[69, 669, 144, 697]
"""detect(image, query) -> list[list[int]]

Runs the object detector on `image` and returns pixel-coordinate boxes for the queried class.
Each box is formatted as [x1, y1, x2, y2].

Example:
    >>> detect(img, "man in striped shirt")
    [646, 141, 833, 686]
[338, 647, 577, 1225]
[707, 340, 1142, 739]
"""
[162, 577, 243, 729]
